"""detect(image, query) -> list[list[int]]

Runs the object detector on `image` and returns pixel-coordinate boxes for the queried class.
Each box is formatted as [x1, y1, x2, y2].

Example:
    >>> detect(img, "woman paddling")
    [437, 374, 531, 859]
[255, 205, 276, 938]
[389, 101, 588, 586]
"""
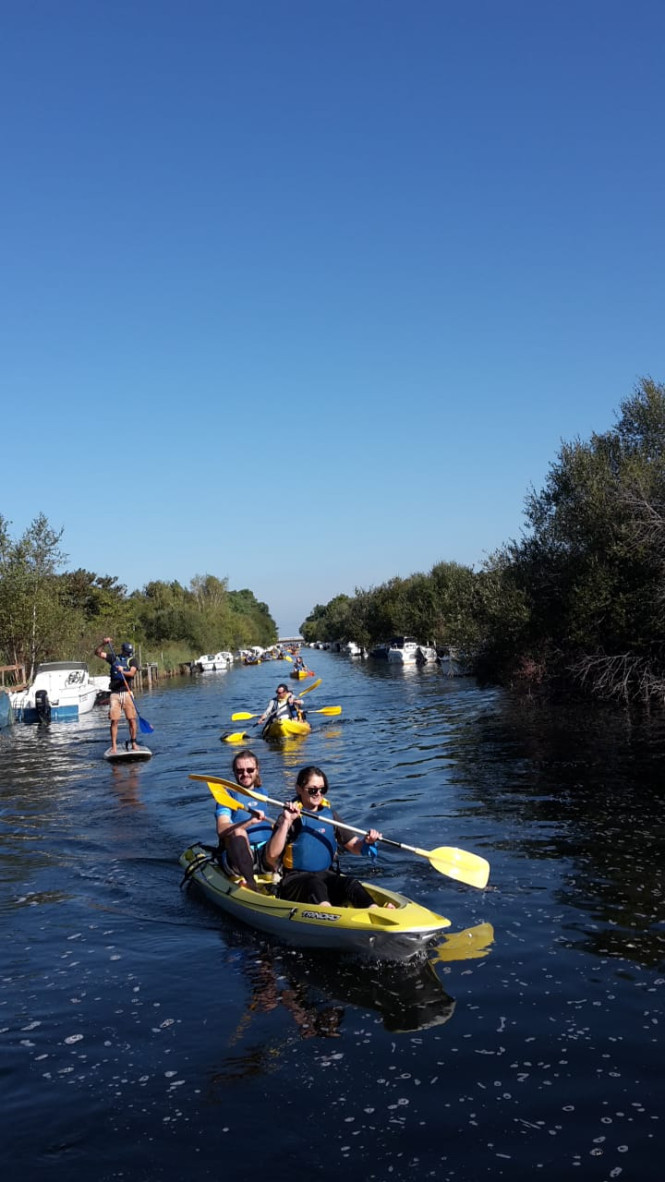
[265, 765, 392, 909]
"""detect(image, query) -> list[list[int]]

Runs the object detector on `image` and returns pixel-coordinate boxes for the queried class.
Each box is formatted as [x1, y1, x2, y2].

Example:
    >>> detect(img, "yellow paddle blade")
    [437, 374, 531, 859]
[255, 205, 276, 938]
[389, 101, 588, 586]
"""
[191, 773, 270, 805]
[206, 781, 244, 810]
[231, 711, 258, 721]
[424, 846, 490, 889]
[311, 706, 342, 715]
[299, 678, 322, 697]
[430, 923, 495, 964]
[284, 654, 293, 662]
[220, 731, 250, 744]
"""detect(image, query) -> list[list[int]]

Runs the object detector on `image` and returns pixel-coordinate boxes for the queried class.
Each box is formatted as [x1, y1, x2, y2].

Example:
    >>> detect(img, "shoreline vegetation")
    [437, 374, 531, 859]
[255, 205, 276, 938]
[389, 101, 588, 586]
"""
[301, 379, 665, 708]
[3, 379, 664, 708]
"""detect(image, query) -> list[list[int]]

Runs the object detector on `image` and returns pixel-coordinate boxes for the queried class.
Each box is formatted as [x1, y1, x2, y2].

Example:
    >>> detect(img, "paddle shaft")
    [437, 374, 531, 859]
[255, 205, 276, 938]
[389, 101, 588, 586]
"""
[197, 776, 372, 839]
[230, 679, 321, 724]
[231, 706, 340, 721]
[190, 774, 490, 888]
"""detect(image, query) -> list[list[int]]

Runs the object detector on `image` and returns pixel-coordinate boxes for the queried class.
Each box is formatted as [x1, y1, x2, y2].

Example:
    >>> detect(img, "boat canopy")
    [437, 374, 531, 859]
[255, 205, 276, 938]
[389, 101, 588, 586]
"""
[35, 661, 89, 673]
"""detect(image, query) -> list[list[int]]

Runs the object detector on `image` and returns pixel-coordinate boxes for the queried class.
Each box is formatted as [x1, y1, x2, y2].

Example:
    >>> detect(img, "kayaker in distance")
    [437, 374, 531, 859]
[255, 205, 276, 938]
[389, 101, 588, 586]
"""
[94, 636, 139, 754]
[214, 750, 273, 891]
[265, 765, 394, 909]
[293, 653, 306, 672]
[258, 683, 305, 727]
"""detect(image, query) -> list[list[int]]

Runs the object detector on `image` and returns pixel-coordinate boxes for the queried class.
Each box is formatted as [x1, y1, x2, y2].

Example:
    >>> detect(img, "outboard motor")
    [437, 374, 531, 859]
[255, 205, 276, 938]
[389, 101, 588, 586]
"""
[35, 689, 51, 725]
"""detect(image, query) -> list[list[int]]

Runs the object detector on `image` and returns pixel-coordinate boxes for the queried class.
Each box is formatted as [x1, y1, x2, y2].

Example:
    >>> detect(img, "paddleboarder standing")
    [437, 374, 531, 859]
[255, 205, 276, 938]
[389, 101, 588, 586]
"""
[95, 637, 139, 754]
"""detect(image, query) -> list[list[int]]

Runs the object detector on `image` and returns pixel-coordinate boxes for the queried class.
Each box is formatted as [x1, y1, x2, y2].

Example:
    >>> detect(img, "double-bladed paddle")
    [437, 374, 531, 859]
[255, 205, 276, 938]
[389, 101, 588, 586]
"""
[207, 780, 266, 818]
[189, 774, 490, 889]
[231, 706, 342, 721]
[226, 677, 324, 734]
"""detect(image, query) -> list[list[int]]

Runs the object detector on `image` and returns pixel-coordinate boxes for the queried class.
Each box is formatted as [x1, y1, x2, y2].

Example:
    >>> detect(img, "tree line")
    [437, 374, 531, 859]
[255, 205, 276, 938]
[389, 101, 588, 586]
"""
[301, 378, 665, 706]
[0, 517, 277, 679]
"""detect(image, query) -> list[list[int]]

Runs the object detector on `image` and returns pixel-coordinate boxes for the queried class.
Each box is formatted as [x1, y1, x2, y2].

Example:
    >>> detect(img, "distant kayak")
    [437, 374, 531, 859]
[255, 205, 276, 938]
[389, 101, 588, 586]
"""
[263, 717, 311, 740]
[180, 843, 452, 960]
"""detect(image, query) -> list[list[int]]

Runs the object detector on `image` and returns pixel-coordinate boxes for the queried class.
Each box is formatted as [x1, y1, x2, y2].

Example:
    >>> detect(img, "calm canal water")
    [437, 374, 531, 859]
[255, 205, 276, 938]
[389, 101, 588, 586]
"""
[1, 650, 663, 1180]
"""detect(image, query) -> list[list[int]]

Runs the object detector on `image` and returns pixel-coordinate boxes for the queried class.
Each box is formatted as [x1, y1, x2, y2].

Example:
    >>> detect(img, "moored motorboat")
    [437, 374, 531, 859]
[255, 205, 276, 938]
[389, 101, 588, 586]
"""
[196, 651, 233, 672]
[263, 716, 312, 740]
[179, 842, 452, 960]
[387, 637, 420, 664]
[368, 642, 390, 659]
[10, 661, 100, 723]
[343, 641, 363, 656]
[416, 645, 438, 664]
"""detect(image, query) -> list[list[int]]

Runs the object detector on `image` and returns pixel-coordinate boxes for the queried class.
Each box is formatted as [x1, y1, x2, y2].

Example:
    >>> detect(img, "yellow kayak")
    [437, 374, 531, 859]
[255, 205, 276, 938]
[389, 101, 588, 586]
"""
[263, 716, 311, 740]
[180, 842, 451, 960]
[290, 668, 313, 680]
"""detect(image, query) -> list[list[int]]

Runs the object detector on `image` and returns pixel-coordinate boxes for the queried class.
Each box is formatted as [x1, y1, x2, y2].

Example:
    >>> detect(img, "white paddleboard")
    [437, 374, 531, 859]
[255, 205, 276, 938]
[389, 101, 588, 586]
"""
[104, 744, 153, 763]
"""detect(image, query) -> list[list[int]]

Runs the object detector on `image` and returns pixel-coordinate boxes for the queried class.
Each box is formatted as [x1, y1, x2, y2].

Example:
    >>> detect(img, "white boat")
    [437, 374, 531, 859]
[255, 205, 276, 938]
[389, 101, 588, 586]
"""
[196, 651, 234, 672]
[387, 637, 420, 665]
[10, 661, 100, 723]
[90, 674, 111, 700]
[416, 645, 438, 664]
[342, 641, 363, 656]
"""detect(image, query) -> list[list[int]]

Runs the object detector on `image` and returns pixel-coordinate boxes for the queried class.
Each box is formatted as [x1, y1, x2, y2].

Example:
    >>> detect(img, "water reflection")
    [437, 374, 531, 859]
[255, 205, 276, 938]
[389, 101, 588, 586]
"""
[2, 653, 664, 1180]
[108, 764, 144, 808]
[213, 920, 494, 1069]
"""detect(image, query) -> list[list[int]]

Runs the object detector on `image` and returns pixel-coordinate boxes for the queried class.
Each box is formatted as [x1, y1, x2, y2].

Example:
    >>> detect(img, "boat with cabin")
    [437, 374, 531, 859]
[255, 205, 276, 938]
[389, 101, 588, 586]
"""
[343, 641, 363, 656]
[10, 661, 101, 723]
[196, 651, 234, 672]
[387, 637, 420, 664]
[416, 645, 438, 664]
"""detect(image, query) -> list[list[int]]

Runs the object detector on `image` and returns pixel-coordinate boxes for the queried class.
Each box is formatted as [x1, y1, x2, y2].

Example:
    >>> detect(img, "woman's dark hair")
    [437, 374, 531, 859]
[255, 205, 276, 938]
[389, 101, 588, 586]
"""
[296, 765, 329, 793]
[232, 748, 262, 787]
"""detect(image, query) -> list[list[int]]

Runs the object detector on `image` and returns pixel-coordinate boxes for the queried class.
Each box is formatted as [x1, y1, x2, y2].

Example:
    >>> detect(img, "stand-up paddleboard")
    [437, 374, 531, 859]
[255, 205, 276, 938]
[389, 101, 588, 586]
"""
[104, 743, 153, 763]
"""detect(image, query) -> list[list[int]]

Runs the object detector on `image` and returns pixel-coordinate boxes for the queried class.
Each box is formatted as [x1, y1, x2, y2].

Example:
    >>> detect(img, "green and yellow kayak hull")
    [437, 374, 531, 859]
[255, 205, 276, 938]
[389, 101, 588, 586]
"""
[180, 843, 452, 960]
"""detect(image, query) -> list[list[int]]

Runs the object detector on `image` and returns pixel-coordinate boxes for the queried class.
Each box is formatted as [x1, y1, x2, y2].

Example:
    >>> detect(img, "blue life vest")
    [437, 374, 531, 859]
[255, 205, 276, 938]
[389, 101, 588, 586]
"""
[243, 820, 274, 847]
[109, 654, 133, 693]
[283, 804, 337, 871]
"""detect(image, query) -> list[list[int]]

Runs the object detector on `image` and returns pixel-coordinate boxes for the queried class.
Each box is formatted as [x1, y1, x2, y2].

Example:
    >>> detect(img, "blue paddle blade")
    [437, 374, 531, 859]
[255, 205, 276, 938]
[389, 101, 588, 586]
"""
[138, 715, 154, 734]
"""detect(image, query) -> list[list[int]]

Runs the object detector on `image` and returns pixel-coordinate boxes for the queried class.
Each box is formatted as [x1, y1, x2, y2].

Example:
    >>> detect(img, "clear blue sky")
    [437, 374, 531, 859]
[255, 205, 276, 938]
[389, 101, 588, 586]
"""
[2, 1, 664, 636]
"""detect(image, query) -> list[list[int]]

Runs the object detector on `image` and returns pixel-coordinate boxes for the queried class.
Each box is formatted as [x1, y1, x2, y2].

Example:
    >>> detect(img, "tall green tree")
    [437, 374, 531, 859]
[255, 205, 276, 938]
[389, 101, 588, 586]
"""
[498, 378, 665, 698]
[0, 513, 68, 676]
